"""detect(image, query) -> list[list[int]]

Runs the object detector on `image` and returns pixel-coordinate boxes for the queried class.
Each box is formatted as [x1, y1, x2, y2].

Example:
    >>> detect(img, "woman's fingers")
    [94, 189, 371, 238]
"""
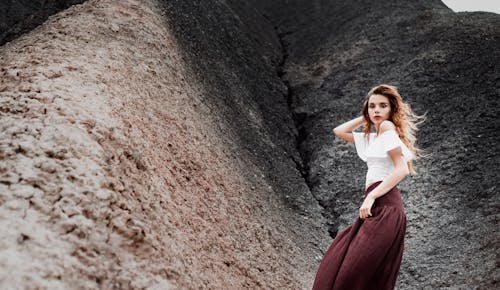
[359, 196, 374, 219]
[359, 207, 372, 219]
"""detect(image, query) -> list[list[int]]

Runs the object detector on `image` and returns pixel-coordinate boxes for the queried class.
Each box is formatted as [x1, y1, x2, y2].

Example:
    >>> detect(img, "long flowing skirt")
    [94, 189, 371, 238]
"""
[312, 181, 406, 290]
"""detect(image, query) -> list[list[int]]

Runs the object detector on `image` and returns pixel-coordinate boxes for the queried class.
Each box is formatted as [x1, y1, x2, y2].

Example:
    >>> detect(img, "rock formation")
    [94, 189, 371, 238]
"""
[1, 0, 499, 289]
[254, 0, 500, 289]
[0, 0, 327, 288]
[0, 0, 86, 45]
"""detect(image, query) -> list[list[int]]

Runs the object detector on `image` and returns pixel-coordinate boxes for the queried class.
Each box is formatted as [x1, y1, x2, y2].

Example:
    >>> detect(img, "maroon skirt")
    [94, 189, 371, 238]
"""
[312, 181, 406, 290]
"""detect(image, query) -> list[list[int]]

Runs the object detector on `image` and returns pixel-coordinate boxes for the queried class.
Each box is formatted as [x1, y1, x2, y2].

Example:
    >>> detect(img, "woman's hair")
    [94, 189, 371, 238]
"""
[361, 84, 426, 175]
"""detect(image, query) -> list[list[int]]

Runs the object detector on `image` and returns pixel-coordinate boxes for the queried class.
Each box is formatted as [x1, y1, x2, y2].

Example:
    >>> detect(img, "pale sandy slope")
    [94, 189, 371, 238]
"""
[0, 0, 325, 289]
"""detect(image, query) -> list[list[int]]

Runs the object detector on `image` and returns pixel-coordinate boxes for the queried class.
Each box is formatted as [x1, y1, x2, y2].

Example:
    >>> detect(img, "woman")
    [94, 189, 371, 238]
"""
[312, 84, 424, 290]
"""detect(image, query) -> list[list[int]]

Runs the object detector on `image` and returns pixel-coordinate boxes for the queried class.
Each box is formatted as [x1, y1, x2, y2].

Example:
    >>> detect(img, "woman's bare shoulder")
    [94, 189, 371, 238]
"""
[379, 120, 396, 133]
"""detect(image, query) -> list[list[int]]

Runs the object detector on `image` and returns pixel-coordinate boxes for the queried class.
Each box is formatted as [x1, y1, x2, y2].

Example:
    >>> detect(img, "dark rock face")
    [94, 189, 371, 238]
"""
[157, 0, 330, 274]
[251, 0, 500, 289]
[0, 0, 86, 45]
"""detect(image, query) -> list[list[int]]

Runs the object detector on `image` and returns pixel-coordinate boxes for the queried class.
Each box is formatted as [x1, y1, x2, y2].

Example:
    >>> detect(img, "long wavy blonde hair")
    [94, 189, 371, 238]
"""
[361, 84, 425, 174]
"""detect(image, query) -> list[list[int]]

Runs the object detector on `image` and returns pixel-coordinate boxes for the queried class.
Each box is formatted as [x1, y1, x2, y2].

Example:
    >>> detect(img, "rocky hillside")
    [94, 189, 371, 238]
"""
[1, 0, 499, 289]
[254, 0, 500, 289]
[0, 0, 328, 288]
[0, 0, 86, 45]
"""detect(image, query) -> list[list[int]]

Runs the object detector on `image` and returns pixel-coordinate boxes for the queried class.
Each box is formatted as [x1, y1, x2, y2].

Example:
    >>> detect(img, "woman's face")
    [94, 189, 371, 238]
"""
[368, 94, 391, 125]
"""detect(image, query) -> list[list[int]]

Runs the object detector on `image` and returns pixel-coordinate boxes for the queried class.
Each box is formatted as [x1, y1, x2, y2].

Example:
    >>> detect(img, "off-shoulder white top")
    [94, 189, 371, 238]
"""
[353, 130, 413, 189]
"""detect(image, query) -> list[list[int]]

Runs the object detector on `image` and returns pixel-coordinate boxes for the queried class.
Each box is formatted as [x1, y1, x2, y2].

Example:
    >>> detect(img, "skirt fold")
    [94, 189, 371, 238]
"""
[312, 181, 406, 290]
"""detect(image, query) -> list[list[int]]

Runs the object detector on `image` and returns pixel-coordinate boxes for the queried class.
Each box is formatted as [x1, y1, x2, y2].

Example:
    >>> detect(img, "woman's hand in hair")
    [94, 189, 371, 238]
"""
[332, 116, 365, 143]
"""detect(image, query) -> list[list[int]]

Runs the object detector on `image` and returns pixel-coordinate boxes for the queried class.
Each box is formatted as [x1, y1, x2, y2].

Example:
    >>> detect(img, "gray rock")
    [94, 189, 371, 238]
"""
[252, 0, 500, 288]
[0, 0, 86, 45]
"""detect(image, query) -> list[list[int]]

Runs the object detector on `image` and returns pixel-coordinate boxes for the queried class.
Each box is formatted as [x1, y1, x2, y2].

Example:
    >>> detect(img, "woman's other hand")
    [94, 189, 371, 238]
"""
[359, 195, 375, 219]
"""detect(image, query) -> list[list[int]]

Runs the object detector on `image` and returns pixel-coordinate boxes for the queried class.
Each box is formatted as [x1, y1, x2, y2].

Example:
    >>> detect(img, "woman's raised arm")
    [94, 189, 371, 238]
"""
[332, 116, 365, 143]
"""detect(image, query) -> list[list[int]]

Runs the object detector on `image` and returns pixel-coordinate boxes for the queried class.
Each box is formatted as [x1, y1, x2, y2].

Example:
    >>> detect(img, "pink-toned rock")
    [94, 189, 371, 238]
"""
[0, 0, 327, 289]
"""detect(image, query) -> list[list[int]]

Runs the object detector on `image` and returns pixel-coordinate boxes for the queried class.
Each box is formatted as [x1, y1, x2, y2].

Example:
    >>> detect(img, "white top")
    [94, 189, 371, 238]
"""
[353, 130, 413, 188]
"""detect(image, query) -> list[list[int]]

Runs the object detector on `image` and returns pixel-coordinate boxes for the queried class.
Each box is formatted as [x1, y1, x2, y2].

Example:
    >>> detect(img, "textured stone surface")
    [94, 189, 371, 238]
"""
[0, 0, 328, 288]
[2, 0, 499, 289]
[254, 0, 500, 289]
[0, 0, 87, 45]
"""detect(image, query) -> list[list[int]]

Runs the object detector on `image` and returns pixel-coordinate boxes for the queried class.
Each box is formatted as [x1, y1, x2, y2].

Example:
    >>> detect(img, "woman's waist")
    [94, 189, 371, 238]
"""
[366, 169, 392, 181]
[365, 180, 404, 208]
